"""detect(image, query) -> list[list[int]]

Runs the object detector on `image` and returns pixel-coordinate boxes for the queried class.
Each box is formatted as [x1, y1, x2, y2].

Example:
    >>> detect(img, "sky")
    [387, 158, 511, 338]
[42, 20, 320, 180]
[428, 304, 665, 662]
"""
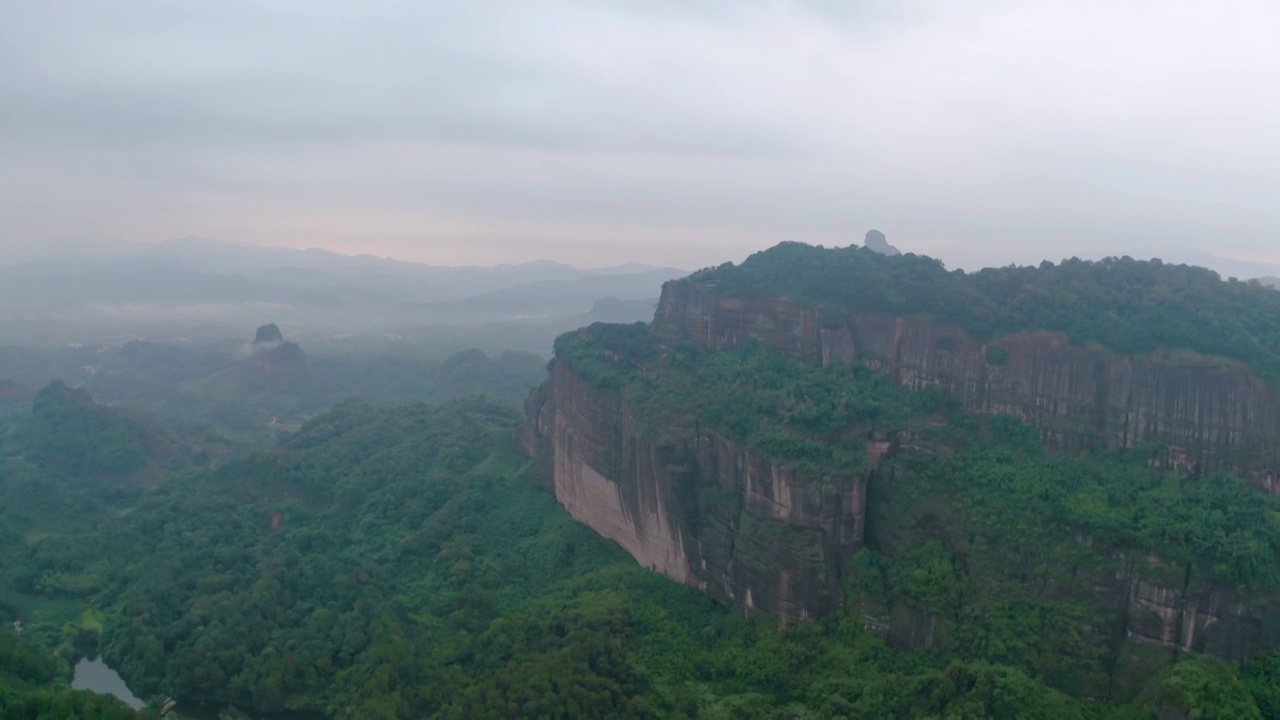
[2, 0, 1279, 270]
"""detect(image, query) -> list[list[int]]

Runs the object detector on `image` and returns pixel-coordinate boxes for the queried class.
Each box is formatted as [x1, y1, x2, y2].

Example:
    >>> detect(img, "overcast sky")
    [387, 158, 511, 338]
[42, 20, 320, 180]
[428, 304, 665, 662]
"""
[2, 0, 1278, 269]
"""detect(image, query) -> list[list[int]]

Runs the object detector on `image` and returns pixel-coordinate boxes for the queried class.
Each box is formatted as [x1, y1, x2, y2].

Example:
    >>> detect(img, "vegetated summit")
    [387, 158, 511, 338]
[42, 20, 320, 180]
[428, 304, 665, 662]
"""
[648, 240, 1280, 483]
[691, 240, 1280, 382]
[524, 238, 1280, 713]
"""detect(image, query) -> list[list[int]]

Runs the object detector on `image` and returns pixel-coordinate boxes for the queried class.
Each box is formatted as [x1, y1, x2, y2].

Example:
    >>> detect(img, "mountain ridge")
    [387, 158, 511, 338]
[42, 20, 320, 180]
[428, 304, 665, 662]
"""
[0, 236, 690, 346]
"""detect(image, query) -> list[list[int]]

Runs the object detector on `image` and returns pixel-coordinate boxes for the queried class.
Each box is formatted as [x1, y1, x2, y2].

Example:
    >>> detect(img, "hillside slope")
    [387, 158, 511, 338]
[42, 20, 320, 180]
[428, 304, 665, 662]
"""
[78, 326, 548, 441]
[2, 397, 1167, 718]
[1, 381, 225, 537]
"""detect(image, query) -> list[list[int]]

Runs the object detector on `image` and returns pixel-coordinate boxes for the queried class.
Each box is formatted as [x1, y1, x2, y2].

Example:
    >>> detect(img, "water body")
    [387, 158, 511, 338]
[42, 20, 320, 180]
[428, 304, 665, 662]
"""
[72, 656, 145, 709]
[71, 656, 325, 720]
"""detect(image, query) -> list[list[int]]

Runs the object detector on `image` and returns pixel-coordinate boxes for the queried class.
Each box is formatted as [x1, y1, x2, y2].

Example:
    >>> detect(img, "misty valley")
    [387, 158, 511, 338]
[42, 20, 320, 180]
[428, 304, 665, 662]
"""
[6, 238, 1280, 720]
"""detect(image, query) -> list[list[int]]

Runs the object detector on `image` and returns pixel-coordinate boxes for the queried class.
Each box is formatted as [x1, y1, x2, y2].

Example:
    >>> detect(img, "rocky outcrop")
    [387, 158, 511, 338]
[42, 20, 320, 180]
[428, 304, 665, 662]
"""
[1122, 578, 1267, 658]
[864, 229, 901, 256]
[249, 323, 306, 374]
[524, 358, 892, 619]
[654, 280, 1280, 484]
[253, 322, 285, 346]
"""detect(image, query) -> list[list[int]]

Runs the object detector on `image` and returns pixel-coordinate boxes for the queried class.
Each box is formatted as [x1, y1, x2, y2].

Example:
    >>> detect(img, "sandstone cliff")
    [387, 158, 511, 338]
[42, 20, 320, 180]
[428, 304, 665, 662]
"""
[522, 272, 1280, 689]
[860, 451, 1280, 694]
[523, 357, 895, 620]
[654, 279, 1280, 485]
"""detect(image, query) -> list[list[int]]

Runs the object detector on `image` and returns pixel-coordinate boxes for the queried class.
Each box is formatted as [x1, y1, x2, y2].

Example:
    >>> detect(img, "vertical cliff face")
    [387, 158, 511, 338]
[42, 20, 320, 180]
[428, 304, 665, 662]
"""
[655, 280, 1280, 484]
[858, 452, 1280, 693]
[522, 273, 1280, 690]
[525, 351, 1280, 677]
[524, 358, 890, 619]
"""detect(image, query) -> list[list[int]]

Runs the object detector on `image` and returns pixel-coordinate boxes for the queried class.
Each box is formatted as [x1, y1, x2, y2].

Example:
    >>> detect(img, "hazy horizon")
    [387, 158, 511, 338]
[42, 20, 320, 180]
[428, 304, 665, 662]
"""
[3, 2, 1279, 271]
[6, 233, 1280, 282]
[0, 234, 695, 272]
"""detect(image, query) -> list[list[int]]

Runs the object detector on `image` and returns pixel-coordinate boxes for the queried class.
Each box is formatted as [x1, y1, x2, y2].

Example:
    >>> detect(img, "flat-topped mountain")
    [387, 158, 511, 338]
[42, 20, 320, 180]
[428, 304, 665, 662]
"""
[662, 242, 1280, 481]
[522, 241, 1280, 698]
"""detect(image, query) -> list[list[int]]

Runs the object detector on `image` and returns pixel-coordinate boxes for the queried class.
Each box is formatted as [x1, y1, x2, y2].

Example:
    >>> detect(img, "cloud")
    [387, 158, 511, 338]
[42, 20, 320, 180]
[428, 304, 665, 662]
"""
[1, 0, 1278, 269]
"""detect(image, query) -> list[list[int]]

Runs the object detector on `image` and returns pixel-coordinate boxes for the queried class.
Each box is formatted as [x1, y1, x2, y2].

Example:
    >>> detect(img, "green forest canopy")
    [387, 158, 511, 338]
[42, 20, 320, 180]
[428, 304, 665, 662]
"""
[1, 628, 145, 720]
[5, 246, 1280, 718]
[557, 326, 1280, 591]
[688, 242, 1280, 383]
[0, 394, 1258, 719]
[4, 384, 1280, 717]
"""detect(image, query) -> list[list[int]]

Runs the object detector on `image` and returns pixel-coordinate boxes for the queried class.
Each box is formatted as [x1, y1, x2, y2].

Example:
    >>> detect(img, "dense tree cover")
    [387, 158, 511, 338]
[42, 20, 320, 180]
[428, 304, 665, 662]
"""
[29, 382, 147, 476]
[851, 435, 1280, 700]
[558, 325, 1280, 714]
[691, 242, 1280, 382]
[0, 628, 63, 686]
[0, 381, 222, 542]
[559, 327, 1280, 593]
[79, 340, 548, 443]
[0, 629, 148, 719]
[10, 398, 659, 717]
[553, 322, 657, 389]
[5, 318, 1280, 717]
[1, 395, 1138, 719]
[900, 415, 1280, 588]
[558, 326, 947, 475]
[1148, 656, 1263, 720]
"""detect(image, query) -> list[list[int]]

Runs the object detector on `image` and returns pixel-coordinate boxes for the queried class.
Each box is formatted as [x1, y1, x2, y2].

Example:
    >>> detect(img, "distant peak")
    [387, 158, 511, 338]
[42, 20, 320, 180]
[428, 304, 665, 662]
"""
[253, 323, 285, 345]
[864, 229, 902, 256]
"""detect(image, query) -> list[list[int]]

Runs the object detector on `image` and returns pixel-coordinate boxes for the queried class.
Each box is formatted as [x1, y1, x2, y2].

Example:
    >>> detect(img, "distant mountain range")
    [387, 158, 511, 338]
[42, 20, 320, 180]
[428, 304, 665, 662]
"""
[405, 269, 682, 318]
[0, 236, 687, 344]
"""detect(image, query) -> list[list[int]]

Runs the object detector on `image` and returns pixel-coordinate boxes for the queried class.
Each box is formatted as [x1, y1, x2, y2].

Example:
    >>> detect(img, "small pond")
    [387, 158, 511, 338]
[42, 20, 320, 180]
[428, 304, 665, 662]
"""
[71, 656, 325, 719]
[72, 656, 145, 709]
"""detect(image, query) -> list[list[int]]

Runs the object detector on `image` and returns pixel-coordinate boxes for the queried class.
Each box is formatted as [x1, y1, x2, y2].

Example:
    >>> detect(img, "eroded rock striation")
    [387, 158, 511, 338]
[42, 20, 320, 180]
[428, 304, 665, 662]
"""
[654, 280, 1280, 484]
[522, 264, 1280, 681]
[522, 358, 897, 620]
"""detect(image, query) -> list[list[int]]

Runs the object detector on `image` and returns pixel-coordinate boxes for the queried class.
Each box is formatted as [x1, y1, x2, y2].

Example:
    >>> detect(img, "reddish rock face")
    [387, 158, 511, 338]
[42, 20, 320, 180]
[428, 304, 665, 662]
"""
[655, 280, 1280, 485]
[524, 277, 1280, 662]
[525, 359, 888, 619]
